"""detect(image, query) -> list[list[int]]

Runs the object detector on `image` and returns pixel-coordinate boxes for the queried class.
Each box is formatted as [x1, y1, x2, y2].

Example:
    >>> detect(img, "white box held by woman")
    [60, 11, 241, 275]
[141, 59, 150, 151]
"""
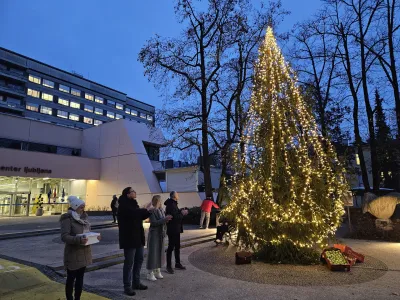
[76, 232, 100, 246]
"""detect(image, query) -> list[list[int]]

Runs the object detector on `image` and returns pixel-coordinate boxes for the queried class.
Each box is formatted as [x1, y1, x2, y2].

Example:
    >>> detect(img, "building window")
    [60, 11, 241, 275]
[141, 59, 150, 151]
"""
[95, 96, 103, 104]
[41, 92, 53, 101]
[85, 93, 94, 101]
[84, 117, 93, 124]
[59, 84, 70, 93]
[84, 105, 93, 112]
[71, 88, 81, 97]
[70, 101, 80, 109]
[27, 88, 40, 98]
[58, 98, 69, 106]
[107, 111, 115, 119]
[147, 115, 153, 121]
[131, 110, 138, 116]
[57, 110, 68, 119]
[28, 74, 41, 84]
[42, 79, 54, 88]
[107, 100, 115, 106]
[144, 143, 160, 161]
[125, 108, 130, 114]
[116, 103, 123, 110]
[140, 113, 146, 119]
[95, 107, 103, 115]
[40, 106, 52, 115]
[116, 114, 123, 119]
[26, 102, 39, 112]
[69, 114, 79, 121]
[94, 120, 103, 126]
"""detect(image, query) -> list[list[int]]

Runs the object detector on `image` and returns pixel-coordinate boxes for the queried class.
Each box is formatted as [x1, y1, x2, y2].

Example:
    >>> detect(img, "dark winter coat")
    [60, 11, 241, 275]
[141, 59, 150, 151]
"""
[117, 196, 151, 249]
[60, 210, 92, 271]
[111, 197, 118, 211]
[164, 198, 184, 235]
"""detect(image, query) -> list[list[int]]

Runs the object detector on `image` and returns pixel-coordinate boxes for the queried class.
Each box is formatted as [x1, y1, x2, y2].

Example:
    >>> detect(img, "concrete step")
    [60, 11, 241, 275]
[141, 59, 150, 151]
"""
[52, 233, 215, 277]
[0, 223, 117, 241]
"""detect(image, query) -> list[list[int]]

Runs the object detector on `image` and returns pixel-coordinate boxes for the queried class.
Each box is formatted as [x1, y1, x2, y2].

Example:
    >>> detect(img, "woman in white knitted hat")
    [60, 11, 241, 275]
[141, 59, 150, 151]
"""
[60, 196, 101, 300]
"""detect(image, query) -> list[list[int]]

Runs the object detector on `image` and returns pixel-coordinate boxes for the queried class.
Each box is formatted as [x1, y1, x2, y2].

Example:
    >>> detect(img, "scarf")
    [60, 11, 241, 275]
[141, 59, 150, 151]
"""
[68, 209, 90, 226]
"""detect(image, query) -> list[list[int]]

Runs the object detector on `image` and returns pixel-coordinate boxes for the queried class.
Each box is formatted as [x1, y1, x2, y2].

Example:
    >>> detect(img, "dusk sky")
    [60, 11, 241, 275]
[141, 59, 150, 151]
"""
[0, 0, 323, 109]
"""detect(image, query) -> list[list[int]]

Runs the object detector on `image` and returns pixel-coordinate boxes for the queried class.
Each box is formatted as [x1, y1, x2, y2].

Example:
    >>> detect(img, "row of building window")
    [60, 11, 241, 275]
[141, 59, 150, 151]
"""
[27, 88, 128, 120]
[28, 74, 153, 121]
[26, 102, 103, 126]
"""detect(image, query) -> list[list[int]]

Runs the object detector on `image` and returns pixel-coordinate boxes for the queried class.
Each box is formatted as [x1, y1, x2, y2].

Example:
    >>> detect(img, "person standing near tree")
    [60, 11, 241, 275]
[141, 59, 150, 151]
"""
[199, 196, 219, 229]
[110, 195, 119, 223]
[164, 191, 188, 274]
[118, 187, 154, 296]
[146, 195, 173, 281]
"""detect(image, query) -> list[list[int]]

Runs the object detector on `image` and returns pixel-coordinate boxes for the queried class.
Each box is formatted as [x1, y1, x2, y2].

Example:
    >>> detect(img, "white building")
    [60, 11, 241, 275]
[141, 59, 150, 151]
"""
[0, 114, 204, 217]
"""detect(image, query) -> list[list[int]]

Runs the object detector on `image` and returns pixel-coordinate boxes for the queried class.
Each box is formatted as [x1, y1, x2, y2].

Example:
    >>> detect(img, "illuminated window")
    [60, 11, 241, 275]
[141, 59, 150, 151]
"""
[94, 120, 103, 126]
[26, 102, 39, 112]
[41, 93, 53, 101]
[69, 114, 79, 121]
[27, 88, 40, 98]
[116, 103, 123, 110]
[84, 117, 93, 124]
[140, 112, 146, 119]
[107, 100, 115, 106]
[131, 110, 138, 116]
[57, 110, 68, 119]
[28, 75, 41, 84]
[70, 101, 80, 109]
[95, 96, 103, 104]
[107, 111, 115, 119]
[147, 115, 153, 121]
[116, 114, 123, 119]
[95, 107, 103, 115]
[125, 108, 131, 114]
[40, 106, 52, 115]
[84, 105, 93, 113]
[85, 93, 94, 101]
[59, 84, 70, 93]
[42, 79, 54, 88]
[71, 88, 81, 97]
[58, 98, 69, 106]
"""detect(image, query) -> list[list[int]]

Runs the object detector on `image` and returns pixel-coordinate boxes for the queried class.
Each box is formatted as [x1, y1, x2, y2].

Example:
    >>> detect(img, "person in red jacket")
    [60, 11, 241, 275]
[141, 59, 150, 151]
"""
[199, 197, 219, 229]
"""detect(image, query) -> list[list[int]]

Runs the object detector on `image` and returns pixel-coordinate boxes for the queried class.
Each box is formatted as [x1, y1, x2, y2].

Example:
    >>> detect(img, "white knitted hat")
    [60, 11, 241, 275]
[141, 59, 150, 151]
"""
[67, 196, 85, 210]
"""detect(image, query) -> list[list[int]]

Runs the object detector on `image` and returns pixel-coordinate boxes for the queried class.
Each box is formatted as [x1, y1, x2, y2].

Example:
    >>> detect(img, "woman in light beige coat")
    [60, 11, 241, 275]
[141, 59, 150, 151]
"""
[60, 196, 100, 300]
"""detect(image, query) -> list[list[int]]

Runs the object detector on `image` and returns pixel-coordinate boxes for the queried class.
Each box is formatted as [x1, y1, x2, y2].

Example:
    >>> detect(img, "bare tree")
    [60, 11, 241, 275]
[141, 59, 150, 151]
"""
[140, 0, 288, 199]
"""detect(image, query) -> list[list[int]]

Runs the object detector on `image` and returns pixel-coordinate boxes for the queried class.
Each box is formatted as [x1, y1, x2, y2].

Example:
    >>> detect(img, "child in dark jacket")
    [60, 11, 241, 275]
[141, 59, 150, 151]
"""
[215, 218, 231, 245]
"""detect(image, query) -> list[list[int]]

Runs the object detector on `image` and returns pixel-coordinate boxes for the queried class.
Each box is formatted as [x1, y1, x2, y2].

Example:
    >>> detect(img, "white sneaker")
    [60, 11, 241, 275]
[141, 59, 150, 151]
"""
[154, 268, 163, 279]
[147, 271, 157, 281]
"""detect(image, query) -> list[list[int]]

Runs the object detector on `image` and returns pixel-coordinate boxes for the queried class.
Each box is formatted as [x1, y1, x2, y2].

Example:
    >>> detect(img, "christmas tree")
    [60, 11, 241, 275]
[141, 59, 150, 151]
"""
[223, 27, 347, 264]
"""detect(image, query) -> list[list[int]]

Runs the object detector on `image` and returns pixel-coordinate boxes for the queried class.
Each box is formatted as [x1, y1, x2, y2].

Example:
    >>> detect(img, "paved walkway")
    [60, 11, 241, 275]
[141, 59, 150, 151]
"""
[83, 238, 400, 300]
[0, 215, 114, 235]
[0, 258, 107, 300]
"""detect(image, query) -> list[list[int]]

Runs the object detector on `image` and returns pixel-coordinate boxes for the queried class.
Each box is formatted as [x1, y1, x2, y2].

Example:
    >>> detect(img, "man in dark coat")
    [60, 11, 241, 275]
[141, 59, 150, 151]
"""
[164, 191, 188, 274]
[118, 187, 153, 296]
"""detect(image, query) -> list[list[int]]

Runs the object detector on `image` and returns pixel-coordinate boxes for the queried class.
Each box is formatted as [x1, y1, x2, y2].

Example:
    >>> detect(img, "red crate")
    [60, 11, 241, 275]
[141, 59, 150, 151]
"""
[322, 249, 351, 272]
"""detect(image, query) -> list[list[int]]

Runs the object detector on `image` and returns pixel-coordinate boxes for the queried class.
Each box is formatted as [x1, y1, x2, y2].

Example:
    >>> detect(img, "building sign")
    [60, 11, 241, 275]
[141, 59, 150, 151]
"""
[0, 166, 52, 174]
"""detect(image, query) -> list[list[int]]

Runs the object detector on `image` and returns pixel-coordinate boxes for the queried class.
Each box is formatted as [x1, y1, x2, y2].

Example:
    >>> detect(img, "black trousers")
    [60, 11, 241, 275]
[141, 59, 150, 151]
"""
[167, 233, 181, 267]
[112, 209, 117, 222]
[216, 225, 229, 240]
[66, 267, 86, 300]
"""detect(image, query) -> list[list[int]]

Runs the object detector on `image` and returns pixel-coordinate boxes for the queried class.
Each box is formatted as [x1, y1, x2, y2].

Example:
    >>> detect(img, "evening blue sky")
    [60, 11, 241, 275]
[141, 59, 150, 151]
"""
[0, 0, 322, 109]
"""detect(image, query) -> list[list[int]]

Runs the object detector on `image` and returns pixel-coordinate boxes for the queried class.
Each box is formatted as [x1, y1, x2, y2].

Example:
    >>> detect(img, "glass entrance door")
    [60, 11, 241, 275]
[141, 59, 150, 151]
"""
[0, 192, 30, 217]
[0, 194, 11, 216]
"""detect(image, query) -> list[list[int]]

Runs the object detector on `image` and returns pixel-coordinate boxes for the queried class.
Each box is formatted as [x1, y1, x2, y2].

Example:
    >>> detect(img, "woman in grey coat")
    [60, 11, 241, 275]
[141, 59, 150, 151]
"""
[146, 195, 172, 281]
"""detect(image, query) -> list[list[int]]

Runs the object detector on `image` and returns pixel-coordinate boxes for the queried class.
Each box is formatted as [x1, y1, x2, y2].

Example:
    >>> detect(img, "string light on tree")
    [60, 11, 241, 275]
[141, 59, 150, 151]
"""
[223, 27, 348, 264]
